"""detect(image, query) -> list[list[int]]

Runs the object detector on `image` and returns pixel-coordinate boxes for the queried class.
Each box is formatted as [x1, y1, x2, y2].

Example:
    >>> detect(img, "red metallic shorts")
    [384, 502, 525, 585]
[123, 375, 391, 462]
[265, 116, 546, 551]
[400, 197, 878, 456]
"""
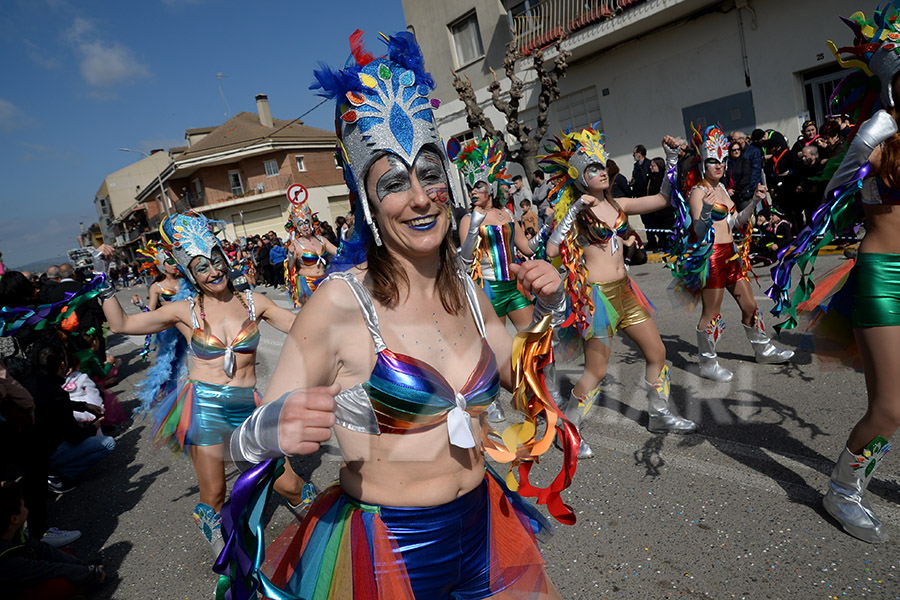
[706, 243, 747, 289]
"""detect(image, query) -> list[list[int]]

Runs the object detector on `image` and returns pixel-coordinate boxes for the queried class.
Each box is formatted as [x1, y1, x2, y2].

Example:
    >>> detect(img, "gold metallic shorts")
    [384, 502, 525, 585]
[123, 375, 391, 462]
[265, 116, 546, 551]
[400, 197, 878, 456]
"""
[591, 276, 652, 332]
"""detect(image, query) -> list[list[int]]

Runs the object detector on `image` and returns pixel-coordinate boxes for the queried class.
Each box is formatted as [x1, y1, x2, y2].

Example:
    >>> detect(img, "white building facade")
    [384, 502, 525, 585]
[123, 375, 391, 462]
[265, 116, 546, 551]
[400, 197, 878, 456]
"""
[403, 0, 856, 174]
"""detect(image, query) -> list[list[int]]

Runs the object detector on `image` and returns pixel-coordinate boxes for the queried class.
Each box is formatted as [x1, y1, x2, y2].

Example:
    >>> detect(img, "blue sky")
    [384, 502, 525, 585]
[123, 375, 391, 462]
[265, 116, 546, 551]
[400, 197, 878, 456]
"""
[0, 0, 407, 269]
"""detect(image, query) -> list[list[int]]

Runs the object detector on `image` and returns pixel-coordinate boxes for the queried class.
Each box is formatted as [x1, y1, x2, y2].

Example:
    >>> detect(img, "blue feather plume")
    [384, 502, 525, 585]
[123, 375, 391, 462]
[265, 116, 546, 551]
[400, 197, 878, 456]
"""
[385, 32, 435, 90]
[134, 280, 193, 416]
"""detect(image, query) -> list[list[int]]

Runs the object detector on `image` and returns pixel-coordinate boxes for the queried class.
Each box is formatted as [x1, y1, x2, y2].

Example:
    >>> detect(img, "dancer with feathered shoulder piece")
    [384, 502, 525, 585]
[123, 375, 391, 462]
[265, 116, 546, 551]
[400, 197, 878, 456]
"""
[94, 211, 311, 557]
[668, 124, 793, 382]
[541, 127, 697, 460]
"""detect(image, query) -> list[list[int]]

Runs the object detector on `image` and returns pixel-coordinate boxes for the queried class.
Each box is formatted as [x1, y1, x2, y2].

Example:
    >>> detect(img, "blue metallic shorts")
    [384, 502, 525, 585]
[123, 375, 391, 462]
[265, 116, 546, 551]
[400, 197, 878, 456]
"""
[151, 380, 260, 449]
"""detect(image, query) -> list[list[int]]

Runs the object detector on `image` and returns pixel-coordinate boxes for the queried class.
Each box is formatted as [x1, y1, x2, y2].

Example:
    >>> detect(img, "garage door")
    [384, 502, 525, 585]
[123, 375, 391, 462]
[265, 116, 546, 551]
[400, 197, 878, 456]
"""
[231, 206, 285, 239]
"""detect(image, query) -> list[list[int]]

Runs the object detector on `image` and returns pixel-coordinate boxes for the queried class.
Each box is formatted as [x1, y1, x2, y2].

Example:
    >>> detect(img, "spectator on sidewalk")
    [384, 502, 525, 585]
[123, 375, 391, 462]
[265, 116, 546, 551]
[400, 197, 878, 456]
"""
[607, 159, 633, 199]
[531, 170, 553, 226]
[630, 144, 651, 198]
[731, 130, 763, 195]
[791, 120, 819, 156]
[269, 238, 287, 289]
[795, 144, 826, 228]
[0, 480, 106, 600]
[511, 175, 533, 222]
[519, 199, 539, 234]
[642, 157, 675, 251]
[22, 340, 114, 495]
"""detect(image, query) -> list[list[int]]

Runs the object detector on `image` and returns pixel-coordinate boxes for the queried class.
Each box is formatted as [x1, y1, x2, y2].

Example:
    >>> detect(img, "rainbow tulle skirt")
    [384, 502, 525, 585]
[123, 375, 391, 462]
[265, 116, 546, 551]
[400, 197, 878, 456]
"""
[259, 469, 552, 599]
[151, 380, 260, 449]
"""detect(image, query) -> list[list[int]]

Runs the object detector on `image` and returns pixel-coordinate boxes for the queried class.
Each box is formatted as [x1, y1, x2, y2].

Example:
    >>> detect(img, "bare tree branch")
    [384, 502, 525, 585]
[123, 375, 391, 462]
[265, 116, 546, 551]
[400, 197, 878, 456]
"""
[451, 34, 570, 177]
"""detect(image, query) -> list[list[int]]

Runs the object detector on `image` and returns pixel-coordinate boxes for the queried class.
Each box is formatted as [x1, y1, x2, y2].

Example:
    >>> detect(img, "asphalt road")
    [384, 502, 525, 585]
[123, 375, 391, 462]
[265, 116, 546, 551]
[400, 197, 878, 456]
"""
[52, 254, 899, 599]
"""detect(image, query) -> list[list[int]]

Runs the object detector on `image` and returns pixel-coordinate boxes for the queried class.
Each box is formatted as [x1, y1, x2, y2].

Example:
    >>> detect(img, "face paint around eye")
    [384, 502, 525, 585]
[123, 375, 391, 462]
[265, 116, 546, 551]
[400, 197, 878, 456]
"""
[192, 256, 211, 276]
[585, 165, 605, 181]
[375, 155, 412, 201]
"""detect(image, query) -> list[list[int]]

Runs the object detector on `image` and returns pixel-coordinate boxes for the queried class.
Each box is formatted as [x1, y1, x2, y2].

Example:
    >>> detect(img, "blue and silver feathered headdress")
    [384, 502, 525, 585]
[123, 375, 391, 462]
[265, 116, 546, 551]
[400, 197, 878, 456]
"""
[312, 30, 463, 269]
[159, 211, 230, 284]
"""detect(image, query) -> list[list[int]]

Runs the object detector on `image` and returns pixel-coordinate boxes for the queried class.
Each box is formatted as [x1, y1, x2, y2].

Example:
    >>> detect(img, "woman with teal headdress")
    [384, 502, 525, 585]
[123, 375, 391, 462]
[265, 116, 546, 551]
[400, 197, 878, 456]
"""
[94, 211, 311, 558]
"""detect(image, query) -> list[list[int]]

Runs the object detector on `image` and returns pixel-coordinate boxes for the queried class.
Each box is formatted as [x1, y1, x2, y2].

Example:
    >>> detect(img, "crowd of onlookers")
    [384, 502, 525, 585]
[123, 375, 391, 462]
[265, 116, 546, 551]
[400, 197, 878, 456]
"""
[499, 115, 858, 266]
[0, 263, 121, 598]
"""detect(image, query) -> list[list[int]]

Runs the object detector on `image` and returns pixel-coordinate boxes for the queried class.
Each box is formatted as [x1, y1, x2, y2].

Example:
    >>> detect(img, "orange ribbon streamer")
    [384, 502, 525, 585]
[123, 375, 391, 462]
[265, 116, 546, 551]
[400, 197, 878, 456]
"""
[483, 315, 581, 525]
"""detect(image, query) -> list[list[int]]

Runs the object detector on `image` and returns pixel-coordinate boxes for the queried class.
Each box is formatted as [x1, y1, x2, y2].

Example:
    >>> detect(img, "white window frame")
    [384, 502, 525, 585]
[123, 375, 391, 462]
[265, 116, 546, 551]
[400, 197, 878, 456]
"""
[449, 11, 485, 69]
[554, 86, 602, 133]
[228, 170, 244, 196]
[264, 159, 279, 177]
[295, 155, 306, 172]
[334, 155, 343, 170]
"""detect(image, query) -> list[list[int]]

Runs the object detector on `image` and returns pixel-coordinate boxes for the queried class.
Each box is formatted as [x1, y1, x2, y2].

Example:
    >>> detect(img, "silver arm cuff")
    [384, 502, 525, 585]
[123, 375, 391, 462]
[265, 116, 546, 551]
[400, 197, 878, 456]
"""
[692, 203, 713, 239]
[548, 198, 586, 246]
[528, 223, 550, 253]
[734, 199, 756, 228]
[97, 276, 116, 301]
[825, 110, 897, 199]
[229, 393, 288, 470]
[531, 272, 567, 329]
[460, 210, 487, 264]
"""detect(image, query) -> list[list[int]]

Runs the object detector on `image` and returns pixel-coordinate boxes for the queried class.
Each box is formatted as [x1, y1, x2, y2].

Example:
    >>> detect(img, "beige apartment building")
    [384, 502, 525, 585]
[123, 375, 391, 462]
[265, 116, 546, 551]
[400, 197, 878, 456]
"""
[100, 94, 349, 256]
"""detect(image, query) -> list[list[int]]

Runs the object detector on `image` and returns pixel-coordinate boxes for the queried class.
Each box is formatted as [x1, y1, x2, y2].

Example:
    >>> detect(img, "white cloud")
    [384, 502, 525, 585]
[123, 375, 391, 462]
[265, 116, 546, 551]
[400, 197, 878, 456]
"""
[0, 99, 27, 132]
[63, 17, 151, 90]
[78, 41, 150, 87]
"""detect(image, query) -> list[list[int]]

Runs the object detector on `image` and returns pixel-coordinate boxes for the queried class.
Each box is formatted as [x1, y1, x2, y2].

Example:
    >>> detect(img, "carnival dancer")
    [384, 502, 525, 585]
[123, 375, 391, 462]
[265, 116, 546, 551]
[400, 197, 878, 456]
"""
[220, 31, 580, 600]
[132, 241, 182, 361]
[541, 127, 697, 459]
[456, 138, 546, 422]
[136, 241, 183, 310]
[768, 2, 900, 543]
[283, 195, 338, 308]
[669, 124, 793, 382]
[94, 211, 310, 557]
[456, 137, 541, 331]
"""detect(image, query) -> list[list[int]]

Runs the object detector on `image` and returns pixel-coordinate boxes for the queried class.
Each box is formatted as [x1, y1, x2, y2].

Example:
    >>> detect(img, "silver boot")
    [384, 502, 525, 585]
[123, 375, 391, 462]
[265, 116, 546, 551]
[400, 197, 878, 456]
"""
[696, 315, 733, 382]
[823, 437, 891, 543]
[193, 503, 225, 558]
[645, 365, 698, 434]
[743, 309, 794, 364]
[486, 400, 506, 423]
[559, 388, 601, 459]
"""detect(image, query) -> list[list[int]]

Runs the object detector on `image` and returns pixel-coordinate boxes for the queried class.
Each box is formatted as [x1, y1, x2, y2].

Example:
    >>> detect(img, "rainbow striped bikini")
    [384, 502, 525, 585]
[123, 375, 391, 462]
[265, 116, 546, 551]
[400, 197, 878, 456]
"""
[188, 290, 260, 377]
[329, 272, 500, 447]
[478, 219, 516, 282]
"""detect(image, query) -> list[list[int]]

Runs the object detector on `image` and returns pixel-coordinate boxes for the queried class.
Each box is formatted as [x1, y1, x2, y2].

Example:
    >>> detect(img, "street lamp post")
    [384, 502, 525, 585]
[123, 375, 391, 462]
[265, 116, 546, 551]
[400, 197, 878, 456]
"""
[119, 148, 172, 217]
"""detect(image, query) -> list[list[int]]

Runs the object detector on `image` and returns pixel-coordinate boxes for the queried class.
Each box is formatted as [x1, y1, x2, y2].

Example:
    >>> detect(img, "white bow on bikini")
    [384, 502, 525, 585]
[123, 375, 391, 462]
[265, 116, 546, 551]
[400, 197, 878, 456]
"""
[447, 392, 476, 448]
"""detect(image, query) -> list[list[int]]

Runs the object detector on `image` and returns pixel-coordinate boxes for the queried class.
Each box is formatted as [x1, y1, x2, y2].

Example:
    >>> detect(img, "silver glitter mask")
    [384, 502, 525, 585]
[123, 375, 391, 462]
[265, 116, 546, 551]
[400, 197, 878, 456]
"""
[159, 212, 231, 285]
[336, 58, 463, 245]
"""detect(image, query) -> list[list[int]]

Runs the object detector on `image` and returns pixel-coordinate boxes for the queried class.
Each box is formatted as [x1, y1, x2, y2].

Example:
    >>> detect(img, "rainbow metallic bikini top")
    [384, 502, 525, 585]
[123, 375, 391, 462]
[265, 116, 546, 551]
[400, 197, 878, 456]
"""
[330, 271, 500, 447]
[579, 206, 629, 246]
[710, 202, 735, 221]
[478, 210, 516, 281]
[157, 283, 178, 301]
[297, 236, 328, 268]
[187, 290, 259, 377]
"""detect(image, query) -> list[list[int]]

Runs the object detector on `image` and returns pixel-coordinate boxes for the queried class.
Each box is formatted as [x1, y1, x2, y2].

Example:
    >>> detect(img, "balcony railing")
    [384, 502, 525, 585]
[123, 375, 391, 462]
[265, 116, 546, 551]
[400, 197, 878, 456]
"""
[512, 0, 647, 55]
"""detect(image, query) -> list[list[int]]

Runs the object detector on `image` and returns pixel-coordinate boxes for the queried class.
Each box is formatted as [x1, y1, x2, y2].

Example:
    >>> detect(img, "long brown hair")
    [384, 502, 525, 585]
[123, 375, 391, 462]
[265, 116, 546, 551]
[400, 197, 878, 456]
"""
[881, 107, 900, 189]
[574, 186, 619, 236]
[365, 224, 465, 315]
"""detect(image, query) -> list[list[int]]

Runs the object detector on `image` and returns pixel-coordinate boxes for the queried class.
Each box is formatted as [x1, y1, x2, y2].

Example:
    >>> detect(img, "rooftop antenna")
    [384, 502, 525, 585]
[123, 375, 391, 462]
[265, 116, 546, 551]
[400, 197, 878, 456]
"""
[217, 72, 231, 117]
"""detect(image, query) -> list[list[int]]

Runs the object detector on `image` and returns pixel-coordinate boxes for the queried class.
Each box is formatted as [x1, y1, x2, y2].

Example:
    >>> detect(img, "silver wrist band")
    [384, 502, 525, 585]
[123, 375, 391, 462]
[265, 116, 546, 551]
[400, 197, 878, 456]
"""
[548, 198, 586, 246]
[229, 392, 289, 470]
